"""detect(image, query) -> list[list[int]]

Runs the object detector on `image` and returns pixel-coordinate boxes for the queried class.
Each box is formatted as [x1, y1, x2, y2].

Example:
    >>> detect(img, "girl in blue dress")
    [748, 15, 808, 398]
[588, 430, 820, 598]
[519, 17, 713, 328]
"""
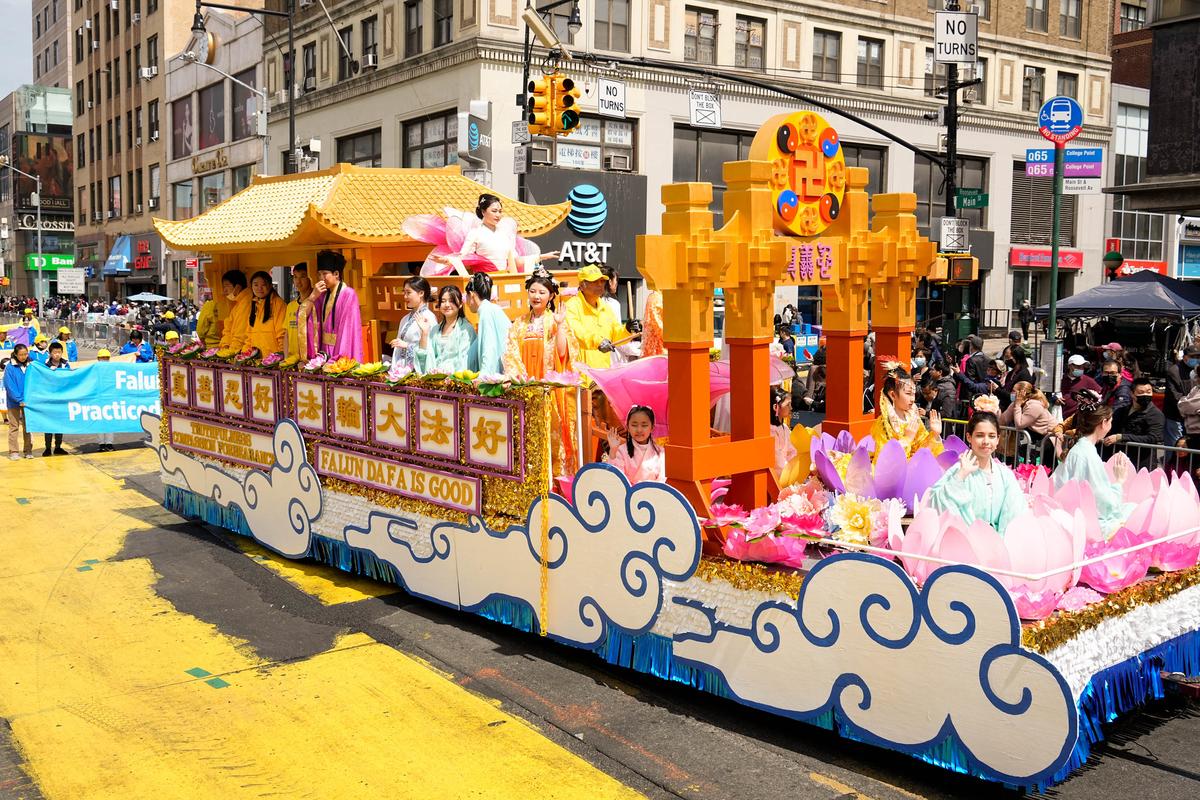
[924, 411, 1029, 533]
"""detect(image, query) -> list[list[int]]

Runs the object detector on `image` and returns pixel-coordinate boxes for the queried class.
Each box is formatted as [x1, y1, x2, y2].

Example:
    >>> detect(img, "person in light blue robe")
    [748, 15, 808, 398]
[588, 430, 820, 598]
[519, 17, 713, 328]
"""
[1053, 402, 1136, 536]
[415, 285, 477, 374]
[463, 272, 512, 376]
[924, 411, 1029, 533]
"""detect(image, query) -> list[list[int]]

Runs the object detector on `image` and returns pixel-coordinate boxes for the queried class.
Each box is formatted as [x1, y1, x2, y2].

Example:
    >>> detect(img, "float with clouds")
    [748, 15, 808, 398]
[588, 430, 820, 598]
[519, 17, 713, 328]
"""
[144, 405, 1200, 791]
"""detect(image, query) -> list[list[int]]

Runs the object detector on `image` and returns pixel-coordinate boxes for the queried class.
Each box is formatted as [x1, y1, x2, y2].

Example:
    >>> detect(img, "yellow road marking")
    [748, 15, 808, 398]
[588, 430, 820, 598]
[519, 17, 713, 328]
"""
[0, 447, 645, 799]
[229, 536, 399, 606]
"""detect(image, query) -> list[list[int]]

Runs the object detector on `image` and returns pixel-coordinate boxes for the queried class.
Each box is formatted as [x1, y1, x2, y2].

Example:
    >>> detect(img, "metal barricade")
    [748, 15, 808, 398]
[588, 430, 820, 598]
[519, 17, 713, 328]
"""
[941, 417, 1037, 469]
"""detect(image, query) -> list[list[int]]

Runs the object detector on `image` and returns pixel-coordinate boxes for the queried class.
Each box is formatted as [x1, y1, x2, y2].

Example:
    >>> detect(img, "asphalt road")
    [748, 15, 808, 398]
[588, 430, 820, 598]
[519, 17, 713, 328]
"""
[3, 445, 1196, 799]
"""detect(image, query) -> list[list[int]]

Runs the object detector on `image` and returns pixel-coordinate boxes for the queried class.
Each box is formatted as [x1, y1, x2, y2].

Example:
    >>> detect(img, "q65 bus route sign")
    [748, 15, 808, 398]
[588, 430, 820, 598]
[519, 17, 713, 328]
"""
[1038, 96, 1083, 145]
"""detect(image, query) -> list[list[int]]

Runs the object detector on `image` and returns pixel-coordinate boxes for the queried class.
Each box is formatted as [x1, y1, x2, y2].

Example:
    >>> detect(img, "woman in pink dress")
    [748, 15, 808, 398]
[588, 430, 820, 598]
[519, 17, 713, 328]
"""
[306, 250, 364, 361]
[403, 194, 559, 277]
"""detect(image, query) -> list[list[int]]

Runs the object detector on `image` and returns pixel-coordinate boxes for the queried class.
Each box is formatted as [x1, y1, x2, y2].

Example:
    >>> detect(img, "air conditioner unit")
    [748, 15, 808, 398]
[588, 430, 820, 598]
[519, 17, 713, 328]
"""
[84, 19, 91, 29]
[109, 0, 118, 10]
[135, 203, 143, 214]
[303, 76, 316, 91]
[150, 130, 159, 141]
[132, 12, 140, 24]
[148, 197, 159, 210]
[138, 67, 155, 80]
[363, 53, 378, 69]
[1024, 66, 1039, 79]
[135, 136, 142, 147]
[299, 0, 314, 7]
[604, 153, 632, 172]
[92, 40, 99, 50]
[530, 144, 552, 165]
[107, 210, 117, 219]
[92, 211, 102, 222]
[87, 100, 94, 108]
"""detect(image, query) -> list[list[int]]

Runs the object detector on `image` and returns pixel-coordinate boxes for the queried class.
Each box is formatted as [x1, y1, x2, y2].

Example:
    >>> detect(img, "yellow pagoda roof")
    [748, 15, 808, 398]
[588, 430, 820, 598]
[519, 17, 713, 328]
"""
[153, 163, 571, 253]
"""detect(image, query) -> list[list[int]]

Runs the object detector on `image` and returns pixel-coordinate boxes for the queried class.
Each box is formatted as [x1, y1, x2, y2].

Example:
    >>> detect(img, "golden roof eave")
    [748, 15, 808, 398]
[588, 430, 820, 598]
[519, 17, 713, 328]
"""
[153, 163, 571, 253]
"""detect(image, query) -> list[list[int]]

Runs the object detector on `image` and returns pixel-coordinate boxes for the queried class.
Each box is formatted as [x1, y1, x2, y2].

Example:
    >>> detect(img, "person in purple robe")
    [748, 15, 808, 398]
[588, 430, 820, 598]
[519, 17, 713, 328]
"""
[306, 250, 364, 361]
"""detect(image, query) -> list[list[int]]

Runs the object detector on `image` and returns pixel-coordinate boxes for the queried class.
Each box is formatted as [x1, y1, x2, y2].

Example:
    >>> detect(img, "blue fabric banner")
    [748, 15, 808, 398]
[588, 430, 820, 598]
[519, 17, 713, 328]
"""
[24, 362, 161, 434]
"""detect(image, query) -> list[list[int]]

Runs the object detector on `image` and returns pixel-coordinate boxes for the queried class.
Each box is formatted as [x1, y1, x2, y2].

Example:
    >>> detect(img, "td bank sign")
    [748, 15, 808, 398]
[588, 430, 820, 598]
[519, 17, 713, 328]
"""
[26, 253, 76, 271]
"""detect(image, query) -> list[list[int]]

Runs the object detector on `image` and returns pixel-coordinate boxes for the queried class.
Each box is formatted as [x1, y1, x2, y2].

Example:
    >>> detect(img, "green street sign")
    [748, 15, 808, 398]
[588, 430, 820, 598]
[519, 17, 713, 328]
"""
[25, 253, 75, 271]
[955, 192, 989, 209]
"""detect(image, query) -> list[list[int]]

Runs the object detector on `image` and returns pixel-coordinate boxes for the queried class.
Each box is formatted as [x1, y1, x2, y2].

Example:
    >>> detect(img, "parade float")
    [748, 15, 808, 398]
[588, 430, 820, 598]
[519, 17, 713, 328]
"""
[148, 114, 1199, 791]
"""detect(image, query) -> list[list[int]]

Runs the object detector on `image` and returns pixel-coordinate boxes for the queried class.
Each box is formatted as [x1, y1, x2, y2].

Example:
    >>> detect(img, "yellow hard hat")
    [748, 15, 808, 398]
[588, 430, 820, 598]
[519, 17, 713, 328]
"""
[97, 349, 111, 358]
[163, 311, 175, 319]
[59, 326, 71, 335]
[577, 264, 605, 283]
[34, 334, 48, 343]
[165, 330, 180, 340]
[23, 308, 33, 316]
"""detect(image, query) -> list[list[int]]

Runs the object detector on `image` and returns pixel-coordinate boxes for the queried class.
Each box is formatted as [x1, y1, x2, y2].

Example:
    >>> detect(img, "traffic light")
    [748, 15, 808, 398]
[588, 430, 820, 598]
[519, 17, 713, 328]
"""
[527, 76, 553, 136]
[550, 73, 581, 134]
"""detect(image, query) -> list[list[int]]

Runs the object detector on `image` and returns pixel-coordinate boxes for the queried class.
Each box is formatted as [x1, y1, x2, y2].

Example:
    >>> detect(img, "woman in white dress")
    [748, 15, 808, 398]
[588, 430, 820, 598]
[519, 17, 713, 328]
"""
[403, 194, 560, 277]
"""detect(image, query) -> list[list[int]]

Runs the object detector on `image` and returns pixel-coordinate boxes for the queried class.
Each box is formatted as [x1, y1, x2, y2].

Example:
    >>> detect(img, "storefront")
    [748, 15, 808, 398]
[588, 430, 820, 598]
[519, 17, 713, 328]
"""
[1178, 218, 1200, 280]
[526, 166, 647, 319]
[1010, 246, 1082, 308]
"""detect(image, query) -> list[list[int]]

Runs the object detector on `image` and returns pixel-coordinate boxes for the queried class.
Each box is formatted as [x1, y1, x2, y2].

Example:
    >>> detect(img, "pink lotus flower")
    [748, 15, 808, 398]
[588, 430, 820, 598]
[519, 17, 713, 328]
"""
[723, 529, 787, 566]
[811, 432, 964, 512]
[305, 354, 327, 371]
[1078, 527, 1151, 594]
[543, 369, 580, 386]
[1057, 585, 1105, 612]
[706, 503, 748, 527]
[744, 506, 783, 539]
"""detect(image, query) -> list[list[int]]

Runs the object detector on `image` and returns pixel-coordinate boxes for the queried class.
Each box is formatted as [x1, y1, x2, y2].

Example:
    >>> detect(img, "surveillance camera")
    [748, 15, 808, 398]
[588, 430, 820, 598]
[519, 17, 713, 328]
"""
[522, 8, 561, 49]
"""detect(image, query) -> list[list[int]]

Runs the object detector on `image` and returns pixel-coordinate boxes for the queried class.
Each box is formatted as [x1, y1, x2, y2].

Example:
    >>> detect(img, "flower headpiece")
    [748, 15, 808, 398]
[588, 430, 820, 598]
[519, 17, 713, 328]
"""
[1074, 389, 1103, 414]
[972, 394, 1001, 415]
[528, 265, 553, 281]
[878, 357, 904, 377]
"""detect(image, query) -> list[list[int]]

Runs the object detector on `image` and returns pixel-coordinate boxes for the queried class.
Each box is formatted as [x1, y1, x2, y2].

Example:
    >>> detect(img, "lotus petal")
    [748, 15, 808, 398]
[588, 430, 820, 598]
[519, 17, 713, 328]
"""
[812, 448, 846, 493]
[1080, 527, 1151, 594]
[1011, 588, 1063, 620]
[1056, 586, 1105, 612]
[834, 430, 857, 454]
[899, 447, 944, 513]
[842, 444, 876, 497]
[871, 439, 908, 503]
[942, 435, 968, 457]
[937, 520, 1012, 587]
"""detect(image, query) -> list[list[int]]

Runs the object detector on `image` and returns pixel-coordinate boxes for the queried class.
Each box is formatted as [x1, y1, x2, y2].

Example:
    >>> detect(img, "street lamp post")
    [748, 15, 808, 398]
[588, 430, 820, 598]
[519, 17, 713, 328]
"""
[0, 156, 44, 321]
[518, 0, 582, 203]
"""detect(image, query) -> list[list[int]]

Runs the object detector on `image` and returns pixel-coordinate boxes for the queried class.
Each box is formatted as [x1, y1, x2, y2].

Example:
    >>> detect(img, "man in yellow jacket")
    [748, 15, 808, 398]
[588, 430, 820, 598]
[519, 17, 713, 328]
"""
[563, 264, 628, 372]
[285, 262, 313, 357]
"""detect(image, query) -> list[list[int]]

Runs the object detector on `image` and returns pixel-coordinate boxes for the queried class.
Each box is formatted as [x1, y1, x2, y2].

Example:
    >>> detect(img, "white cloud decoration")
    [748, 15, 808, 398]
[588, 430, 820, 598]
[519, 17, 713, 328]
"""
[671, 554, 1077, 784]
[142, 413, 322, 557]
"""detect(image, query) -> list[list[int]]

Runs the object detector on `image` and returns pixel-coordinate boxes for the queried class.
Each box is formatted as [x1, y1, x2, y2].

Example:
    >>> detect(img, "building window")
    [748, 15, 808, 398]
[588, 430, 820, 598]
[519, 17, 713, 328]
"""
[233, 164, 254, 194]
[546, 5, 579, 46]
[147, 35, 158, 69]
[812, 30, 841, 83]
[75, 27, 82, 64]
[106, 120, 113, 156]
[1026, 0, 1048, 32]
[405, 1, 422, 58]
[362, 16, 378, 60]
[148, 100, 159, 140]
[337, 27, 353, 81]
[595, 0, 630, 53]
[531, 116, 636, 172]
[126, 111, 133, 149]
[198, 82, 225, 150]
[1057, 71, 1077, 100]
[1012, 161, 1076, 246]
[76, 133, 85, 167]
[1021, 66, 1045, 112]
[336, 128, 382, 167]
[924, 50, 947, 97]
[1119, 2, 1147, 32]
[173, 181, 193, 220]
[1059, 0, 1081, 38]
[200, 172, 226, 212]
[857, 38, 884, 89]
[969, 58, 988, 104]
[75, 80, 84, 116]
[136, 167, 143, 209]
[172, 98, 193, 158]
[109, 175, 121, 216]
[232, 68, 257, 141]
[135, 106, 142, 142]
[148, 0, 157, 14]
[127, 171, 134, 215]
[734, 16, 765, 71]
[914, 155, 988, 231]
[842, 143, 887, 198]
[149, 164, 160, 205]
[404, 111, 458, 168]
[684, 7, 717, 66]
[1112, 104, 1164, 261]
[673, 126, 756, 226]
[434, 0, 453, 48]
[299, 43, 315, 92]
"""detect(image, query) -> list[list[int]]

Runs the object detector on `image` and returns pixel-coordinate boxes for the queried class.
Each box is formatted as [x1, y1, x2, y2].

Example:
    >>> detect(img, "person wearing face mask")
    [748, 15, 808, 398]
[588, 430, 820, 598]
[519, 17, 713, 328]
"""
[998, 346, 1033, 410]
[1099, 359, 1133, 434]
[1059, 354, 1102, 418]
[1103, 377, 1164, 470]
[910, 348, 929, 386]
[1163, 348, 1196, 447]
[1177, 364, 1200, 451]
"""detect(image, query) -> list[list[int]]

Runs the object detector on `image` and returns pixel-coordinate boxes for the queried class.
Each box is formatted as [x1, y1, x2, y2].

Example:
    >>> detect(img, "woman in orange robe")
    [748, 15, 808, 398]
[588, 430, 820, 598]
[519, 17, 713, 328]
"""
[503, 269, 578, 477]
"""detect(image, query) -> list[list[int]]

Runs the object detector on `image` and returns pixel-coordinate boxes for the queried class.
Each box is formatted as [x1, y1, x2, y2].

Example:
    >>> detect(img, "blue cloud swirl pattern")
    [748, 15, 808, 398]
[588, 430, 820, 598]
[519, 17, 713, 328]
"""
[671, 554, 1077, 784]
[143, 413, 322, 557]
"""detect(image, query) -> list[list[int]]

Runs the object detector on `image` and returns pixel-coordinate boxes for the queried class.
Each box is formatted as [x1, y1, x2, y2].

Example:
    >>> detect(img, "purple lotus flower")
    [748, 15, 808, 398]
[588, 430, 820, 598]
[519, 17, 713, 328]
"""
[810, 430, 967, 513]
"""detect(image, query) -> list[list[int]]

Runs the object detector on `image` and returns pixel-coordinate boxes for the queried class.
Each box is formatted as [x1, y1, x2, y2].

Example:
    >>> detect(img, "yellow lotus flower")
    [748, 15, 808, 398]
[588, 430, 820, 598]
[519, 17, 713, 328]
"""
[829, 493, 875, 547]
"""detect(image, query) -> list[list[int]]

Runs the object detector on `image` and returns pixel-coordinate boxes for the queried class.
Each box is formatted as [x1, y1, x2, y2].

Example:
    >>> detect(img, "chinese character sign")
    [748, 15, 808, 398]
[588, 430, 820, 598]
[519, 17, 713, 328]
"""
[415, 396, 459, 460]
[330, 385, 366, 440]
[465, 405, 513, 471]
[372, 391, 409, 449]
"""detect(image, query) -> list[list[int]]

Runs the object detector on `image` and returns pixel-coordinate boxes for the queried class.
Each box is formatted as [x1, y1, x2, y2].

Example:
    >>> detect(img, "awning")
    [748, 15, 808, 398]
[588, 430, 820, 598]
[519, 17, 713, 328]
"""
[102, 235, 132, 276]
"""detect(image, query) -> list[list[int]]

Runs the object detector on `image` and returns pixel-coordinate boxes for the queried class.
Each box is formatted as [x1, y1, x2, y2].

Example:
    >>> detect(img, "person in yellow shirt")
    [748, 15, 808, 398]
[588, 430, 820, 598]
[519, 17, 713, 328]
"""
[285, 262, 313, 358]
[217, 270, 252, 352]
[563, 264, 629, 372]
[233, 271, 288, 354]
[196, 297, 220, 347]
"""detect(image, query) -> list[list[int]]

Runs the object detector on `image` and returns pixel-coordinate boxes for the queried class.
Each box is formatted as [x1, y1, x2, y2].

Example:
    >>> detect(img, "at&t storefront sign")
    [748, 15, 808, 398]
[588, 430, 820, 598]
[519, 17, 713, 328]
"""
[528, 168, 646, 276]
